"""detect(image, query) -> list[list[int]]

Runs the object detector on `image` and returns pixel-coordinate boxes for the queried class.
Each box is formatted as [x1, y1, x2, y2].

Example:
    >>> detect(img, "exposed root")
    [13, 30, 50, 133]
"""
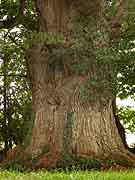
[34, 151, 60, 169]
[0, 146, 60, 170]
[101, 149, 135, 170]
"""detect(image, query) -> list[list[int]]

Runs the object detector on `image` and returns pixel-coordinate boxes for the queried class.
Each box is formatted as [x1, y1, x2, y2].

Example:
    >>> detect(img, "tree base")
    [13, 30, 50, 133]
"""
[1, 146, 135, 171]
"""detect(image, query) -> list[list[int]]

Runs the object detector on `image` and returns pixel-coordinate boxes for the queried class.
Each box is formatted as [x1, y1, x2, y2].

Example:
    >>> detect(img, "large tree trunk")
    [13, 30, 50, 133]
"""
[24, 0, 135, 168]
[3, 0, 135, 169]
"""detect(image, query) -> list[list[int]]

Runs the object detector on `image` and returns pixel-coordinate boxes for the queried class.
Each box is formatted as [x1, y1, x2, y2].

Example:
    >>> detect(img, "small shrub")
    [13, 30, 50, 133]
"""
[2, 157, 25, 171]
[77, 158, 101, 170]
[56, 157, 101, 170]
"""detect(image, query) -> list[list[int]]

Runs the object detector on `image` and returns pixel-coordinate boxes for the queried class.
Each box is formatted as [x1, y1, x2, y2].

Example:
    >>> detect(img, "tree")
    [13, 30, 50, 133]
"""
[1, 0, 135, 169]
[0, 30, 32, 153]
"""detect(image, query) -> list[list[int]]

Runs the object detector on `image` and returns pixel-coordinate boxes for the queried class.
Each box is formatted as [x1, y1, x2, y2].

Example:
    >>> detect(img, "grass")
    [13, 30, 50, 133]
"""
[1, 170, 135, 180]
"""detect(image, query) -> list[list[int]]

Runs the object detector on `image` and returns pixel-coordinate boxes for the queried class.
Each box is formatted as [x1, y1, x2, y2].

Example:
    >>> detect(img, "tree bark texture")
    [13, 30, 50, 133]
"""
[3, 0, 135, 169]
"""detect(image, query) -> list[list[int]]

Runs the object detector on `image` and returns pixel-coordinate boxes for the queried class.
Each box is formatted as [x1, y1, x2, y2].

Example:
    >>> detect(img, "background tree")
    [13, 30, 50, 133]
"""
[0, 29, 32, 154]
[0, 0, 36, 154]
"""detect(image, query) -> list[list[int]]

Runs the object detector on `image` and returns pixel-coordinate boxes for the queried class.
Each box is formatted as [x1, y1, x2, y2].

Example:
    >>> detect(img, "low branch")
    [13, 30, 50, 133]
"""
[8, 35, 25, 51]
[0, 18, 17, 29]
[0, 74, 27, 78]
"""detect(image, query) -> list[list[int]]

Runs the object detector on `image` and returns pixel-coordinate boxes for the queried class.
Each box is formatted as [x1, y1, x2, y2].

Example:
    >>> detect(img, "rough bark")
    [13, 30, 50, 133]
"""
[112, 99, 128, 149]
[2, 0, 135, 169]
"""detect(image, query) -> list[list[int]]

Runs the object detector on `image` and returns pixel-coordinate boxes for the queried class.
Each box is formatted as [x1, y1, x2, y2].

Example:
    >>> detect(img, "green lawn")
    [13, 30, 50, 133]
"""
[0, 170, 135, 180]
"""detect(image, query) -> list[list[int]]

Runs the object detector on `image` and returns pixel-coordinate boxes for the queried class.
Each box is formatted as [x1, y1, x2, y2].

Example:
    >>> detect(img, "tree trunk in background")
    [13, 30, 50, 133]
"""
[3, 0, 135, 169]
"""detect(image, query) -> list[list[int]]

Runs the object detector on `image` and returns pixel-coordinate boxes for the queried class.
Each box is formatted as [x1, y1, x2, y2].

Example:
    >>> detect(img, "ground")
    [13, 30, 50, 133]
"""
[1, 169, 135, 180]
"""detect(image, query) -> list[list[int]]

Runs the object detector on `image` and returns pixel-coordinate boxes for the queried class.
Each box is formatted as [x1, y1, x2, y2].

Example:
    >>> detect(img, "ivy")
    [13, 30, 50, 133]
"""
[24, 32, 65, 49]
[66, 112, 73, 128]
